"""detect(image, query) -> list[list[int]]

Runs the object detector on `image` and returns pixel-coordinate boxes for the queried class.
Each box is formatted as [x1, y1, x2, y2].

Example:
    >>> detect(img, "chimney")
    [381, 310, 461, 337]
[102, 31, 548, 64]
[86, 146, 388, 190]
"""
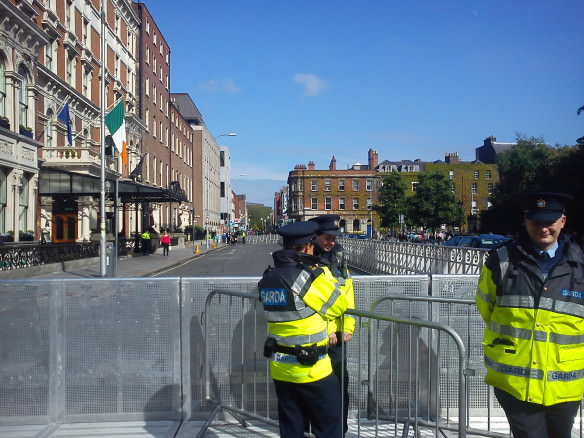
[294, 164, 307, 170]
[308, 161, 315, 170]
[368, 148, 379, 170]
[329, 156, 337, 171]
[484, 135, 496, 147]
[445, 152, 459, 164]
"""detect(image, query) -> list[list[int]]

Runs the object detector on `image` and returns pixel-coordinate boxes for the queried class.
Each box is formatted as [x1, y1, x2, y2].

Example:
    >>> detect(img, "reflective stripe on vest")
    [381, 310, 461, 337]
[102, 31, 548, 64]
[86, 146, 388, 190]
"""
[265, 306, 315, 322]
[486, 356, 584, 383]
[270, 328, 329, 346]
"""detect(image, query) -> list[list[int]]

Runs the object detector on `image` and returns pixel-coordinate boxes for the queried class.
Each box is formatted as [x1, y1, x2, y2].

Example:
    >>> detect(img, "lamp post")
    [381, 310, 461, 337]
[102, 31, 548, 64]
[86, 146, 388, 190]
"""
[214, 132, 237, 140]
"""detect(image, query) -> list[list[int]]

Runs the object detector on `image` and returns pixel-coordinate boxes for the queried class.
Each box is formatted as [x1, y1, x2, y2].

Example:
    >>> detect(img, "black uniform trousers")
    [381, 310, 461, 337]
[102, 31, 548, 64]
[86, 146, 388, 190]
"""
[329, 338, 350, 435]
[273, 372, 342, 438]
[495, 388, 581, 438]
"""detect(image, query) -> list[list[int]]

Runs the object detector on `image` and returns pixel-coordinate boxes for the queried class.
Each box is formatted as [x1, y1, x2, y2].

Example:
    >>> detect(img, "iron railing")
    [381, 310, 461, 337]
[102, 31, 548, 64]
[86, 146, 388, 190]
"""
[0, 241, 99, 271]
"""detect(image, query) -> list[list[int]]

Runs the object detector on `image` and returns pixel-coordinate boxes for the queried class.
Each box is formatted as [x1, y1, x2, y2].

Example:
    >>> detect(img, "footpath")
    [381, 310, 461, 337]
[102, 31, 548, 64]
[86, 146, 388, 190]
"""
[5, 241, 224, 280]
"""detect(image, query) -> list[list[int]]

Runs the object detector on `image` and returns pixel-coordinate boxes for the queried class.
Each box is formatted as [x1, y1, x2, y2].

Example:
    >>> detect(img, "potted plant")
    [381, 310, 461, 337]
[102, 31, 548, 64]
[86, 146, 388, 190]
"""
[0, 116, 9, 129]
[19, 125, 33, 138]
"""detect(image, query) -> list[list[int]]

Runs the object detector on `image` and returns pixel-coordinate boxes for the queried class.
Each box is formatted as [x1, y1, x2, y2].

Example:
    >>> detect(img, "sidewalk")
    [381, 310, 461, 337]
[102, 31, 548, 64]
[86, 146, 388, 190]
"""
[29, 240, 224, 279]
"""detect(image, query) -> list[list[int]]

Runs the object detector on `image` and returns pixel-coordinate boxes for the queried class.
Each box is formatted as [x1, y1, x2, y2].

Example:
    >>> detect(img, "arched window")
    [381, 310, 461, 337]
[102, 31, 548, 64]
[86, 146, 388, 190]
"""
[18, 65, 29, 128]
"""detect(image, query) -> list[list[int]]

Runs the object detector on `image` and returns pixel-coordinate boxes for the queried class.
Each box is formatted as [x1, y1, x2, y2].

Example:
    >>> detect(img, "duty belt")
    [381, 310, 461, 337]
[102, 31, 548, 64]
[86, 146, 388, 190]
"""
[273, 344, 328, 356]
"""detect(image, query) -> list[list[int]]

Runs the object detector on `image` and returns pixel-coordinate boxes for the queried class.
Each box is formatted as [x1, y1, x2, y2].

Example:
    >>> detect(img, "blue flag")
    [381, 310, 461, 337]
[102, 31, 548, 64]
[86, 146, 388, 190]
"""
[57, 103, 73, 146]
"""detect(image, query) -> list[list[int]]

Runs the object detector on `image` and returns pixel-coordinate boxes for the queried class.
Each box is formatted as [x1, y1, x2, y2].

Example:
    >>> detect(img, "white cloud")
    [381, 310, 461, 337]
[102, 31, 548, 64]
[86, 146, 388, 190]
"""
[293, 73, 329, 97]
[197, 79, 241, 93]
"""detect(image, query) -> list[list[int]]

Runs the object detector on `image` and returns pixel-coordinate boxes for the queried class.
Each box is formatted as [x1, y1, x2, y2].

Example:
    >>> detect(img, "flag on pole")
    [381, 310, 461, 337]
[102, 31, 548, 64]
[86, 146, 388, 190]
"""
[105, 100, 128, 167]
[57, 103, 73, 146]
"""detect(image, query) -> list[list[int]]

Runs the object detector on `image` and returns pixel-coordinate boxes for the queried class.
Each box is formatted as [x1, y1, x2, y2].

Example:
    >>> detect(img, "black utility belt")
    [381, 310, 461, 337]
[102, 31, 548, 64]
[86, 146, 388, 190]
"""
[264, 338, 327, 365]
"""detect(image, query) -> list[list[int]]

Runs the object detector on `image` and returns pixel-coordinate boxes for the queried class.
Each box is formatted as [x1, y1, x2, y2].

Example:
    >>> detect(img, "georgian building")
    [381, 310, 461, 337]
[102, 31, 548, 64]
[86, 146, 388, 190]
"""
[287, 147, 501, 234]
[287, 149, 381, 235]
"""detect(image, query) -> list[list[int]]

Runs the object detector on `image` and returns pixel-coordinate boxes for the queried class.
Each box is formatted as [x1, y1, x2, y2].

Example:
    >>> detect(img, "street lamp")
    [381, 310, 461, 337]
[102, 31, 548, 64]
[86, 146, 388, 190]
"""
[214, 132, 237, 140]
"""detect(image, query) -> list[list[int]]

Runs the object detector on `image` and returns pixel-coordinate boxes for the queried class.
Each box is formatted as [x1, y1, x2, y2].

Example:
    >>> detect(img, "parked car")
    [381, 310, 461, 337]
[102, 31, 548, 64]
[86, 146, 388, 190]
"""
[443, 235, 465, 247]
[457, 234, 511, 249]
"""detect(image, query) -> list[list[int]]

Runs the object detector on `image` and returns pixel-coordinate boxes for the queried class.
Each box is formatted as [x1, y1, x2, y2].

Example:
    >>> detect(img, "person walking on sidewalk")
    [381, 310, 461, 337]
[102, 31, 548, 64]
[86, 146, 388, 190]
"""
[160, 230, 171, 256]
[141, 229, 151, 256]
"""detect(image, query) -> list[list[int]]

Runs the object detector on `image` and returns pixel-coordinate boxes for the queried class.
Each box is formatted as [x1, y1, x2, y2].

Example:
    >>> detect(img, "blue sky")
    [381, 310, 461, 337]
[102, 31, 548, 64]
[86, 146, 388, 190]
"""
[145, 1, 584, 205]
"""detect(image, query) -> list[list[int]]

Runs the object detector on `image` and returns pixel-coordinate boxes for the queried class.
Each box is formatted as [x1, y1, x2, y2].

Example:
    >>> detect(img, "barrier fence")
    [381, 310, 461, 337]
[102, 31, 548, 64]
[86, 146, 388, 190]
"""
[1, 276, 582, 437]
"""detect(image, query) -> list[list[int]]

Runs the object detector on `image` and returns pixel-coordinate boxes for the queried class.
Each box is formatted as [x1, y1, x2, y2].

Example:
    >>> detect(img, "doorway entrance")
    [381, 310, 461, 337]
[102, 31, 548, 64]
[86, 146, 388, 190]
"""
[53, 214, 77, 243]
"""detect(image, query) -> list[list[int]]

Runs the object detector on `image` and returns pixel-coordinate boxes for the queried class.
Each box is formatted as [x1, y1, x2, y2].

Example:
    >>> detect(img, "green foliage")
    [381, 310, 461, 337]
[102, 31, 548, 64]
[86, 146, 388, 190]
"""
[407, 171, 465, 230]
[374, 172, 407, 229]
[247, 204, 272, 230]
[481, 134, 584, 234]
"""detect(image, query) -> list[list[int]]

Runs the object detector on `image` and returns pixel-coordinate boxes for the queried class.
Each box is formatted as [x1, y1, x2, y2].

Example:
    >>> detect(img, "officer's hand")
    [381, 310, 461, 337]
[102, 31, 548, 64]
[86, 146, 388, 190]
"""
[328, 333, 338, 346]
[342, 332, 353, 343]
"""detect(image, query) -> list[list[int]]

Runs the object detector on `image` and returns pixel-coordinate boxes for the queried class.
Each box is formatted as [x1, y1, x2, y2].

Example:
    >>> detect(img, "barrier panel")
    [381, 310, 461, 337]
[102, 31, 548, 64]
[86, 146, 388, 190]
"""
[339, 238, 489, 275]
[1, 276, 582, 437]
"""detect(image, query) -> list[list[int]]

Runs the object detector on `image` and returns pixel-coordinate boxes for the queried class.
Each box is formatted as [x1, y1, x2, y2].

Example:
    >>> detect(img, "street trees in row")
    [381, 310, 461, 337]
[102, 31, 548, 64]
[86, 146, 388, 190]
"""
[374, 171, 464, 233]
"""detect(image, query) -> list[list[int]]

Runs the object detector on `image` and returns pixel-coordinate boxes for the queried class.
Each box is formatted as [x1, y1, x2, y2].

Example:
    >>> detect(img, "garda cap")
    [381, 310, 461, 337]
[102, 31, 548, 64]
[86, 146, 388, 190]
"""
[278, 221, 319, 245]
[520, 192, 573, 222]
[308, 214, 341, 236]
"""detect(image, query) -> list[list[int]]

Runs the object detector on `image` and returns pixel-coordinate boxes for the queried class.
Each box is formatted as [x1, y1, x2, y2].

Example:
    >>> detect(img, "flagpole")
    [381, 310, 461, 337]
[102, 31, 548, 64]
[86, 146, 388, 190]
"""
[99, 0, 107, 277]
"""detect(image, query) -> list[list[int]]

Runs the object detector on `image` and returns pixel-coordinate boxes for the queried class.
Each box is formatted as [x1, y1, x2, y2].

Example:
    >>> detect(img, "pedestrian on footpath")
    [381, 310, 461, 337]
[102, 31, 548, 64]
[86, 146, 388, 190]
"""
[476, 192, 584, 438]
[259, 221, 349, 438]
[310, 214, 355, 436]
[141, 229, 151, 256]
[160, 230, 171, 256]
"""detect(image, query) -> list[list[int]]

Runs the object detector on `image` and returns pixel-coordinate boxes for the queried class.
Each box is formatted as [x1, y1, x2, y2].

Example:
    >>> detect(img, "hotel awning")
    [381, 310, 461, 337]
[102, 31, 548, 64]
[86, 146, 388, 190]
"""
[39, 168, 188, 203]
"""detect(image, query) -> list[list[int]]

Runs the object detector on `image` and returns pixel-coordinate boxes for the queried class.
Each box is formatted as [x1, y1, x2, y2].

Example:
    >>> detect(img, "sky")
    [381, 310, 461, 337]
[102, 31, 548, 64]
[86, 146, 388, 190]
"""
[144, 0, 584, 205]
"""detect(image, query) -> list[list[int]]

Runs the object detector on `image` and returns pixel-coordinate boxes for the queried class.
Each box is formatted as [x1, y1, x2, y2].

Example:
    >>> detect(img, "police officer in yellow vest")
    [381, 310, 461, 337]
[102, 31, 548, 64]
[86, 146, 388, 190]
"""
[309, 214, 355, 435]
[476, 192, 584, 438]
[259, 221, 349, 438]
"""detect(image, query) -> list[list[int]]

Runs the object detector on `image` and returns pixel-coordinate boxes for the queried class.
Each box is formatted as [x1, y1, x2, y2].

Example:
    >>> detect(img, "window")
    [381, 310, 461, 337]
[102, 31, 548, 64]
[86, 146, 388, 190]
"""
[83, 18, 89, 44]
[474, 170, 479, 179]
[82, 69, 90, 98]
[412, 182, 418, 192]
[487, 183, 494, 194]
[311, 197, 317, 210]
[367, 198, 372, 210]
[339, 197, 345, 210]
[146, 46, 150, 64]
[451, 183, 455, 193]
[352, 198, 359, 209]
[471, 183, 477, 194]
[0, 169, 5, 232]
[311, 180, 317, 191]
[449, 170, 454, 180]
[0, 60, 5, 117]
[18, 65, 29, 128]
[45, 40, 54, 71]
[220, 150, 225, 166]
[352, 180, 359, 191]
[324, 179, 331, 191]
[339, 179, 345, 191]
[486, 170, 491, 179]
[366, 179, 372, 191]
[66, 54, 73, 84]
[471, 200, 478, 215]
[19, 175, 29, 232]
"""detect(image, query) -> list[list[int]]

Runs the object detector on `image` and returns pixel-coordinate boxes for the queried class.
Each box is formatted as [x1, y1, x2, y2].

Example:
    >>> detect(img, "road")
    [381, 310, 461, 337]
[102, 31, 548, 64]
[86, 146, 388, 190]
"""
[152, 243, 278, 277]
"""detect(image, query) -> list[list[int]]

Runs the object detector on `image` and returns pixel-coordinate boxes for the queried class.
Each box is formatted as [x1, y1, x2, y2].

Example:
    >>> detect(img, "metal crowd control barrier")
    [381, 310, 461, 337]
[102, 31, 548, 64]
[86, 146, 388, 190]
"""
[1, 276, 582, 437]
[339, 238, 489, 275]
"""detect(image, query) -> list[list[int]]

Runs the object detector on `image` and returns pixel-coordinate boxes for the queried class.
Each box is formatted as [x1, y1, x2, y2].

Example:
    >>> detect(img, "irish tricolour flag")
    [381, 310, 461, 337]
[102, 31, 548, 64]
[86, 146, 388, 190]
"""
[105, 100, 128, 167]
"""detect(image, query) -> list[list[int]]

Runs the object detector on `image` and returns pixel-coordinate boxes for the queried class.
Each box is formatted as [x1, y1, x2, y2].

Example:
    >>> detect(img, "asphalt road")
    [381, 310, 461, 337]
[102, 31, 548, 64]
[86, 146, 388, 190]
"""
[152, 243, 278, 277]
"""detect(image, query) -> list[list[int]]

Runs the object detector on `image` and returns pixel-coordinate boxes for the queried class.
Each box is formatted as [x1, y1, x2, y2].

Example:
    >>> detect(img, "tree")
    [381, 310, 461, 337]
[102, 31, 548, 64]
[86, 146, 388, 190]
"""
[247, 204, 272, 232]
[407, 171, 464, 231]
[480, 135, 555, 234]
[373, 172, 407, 231]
